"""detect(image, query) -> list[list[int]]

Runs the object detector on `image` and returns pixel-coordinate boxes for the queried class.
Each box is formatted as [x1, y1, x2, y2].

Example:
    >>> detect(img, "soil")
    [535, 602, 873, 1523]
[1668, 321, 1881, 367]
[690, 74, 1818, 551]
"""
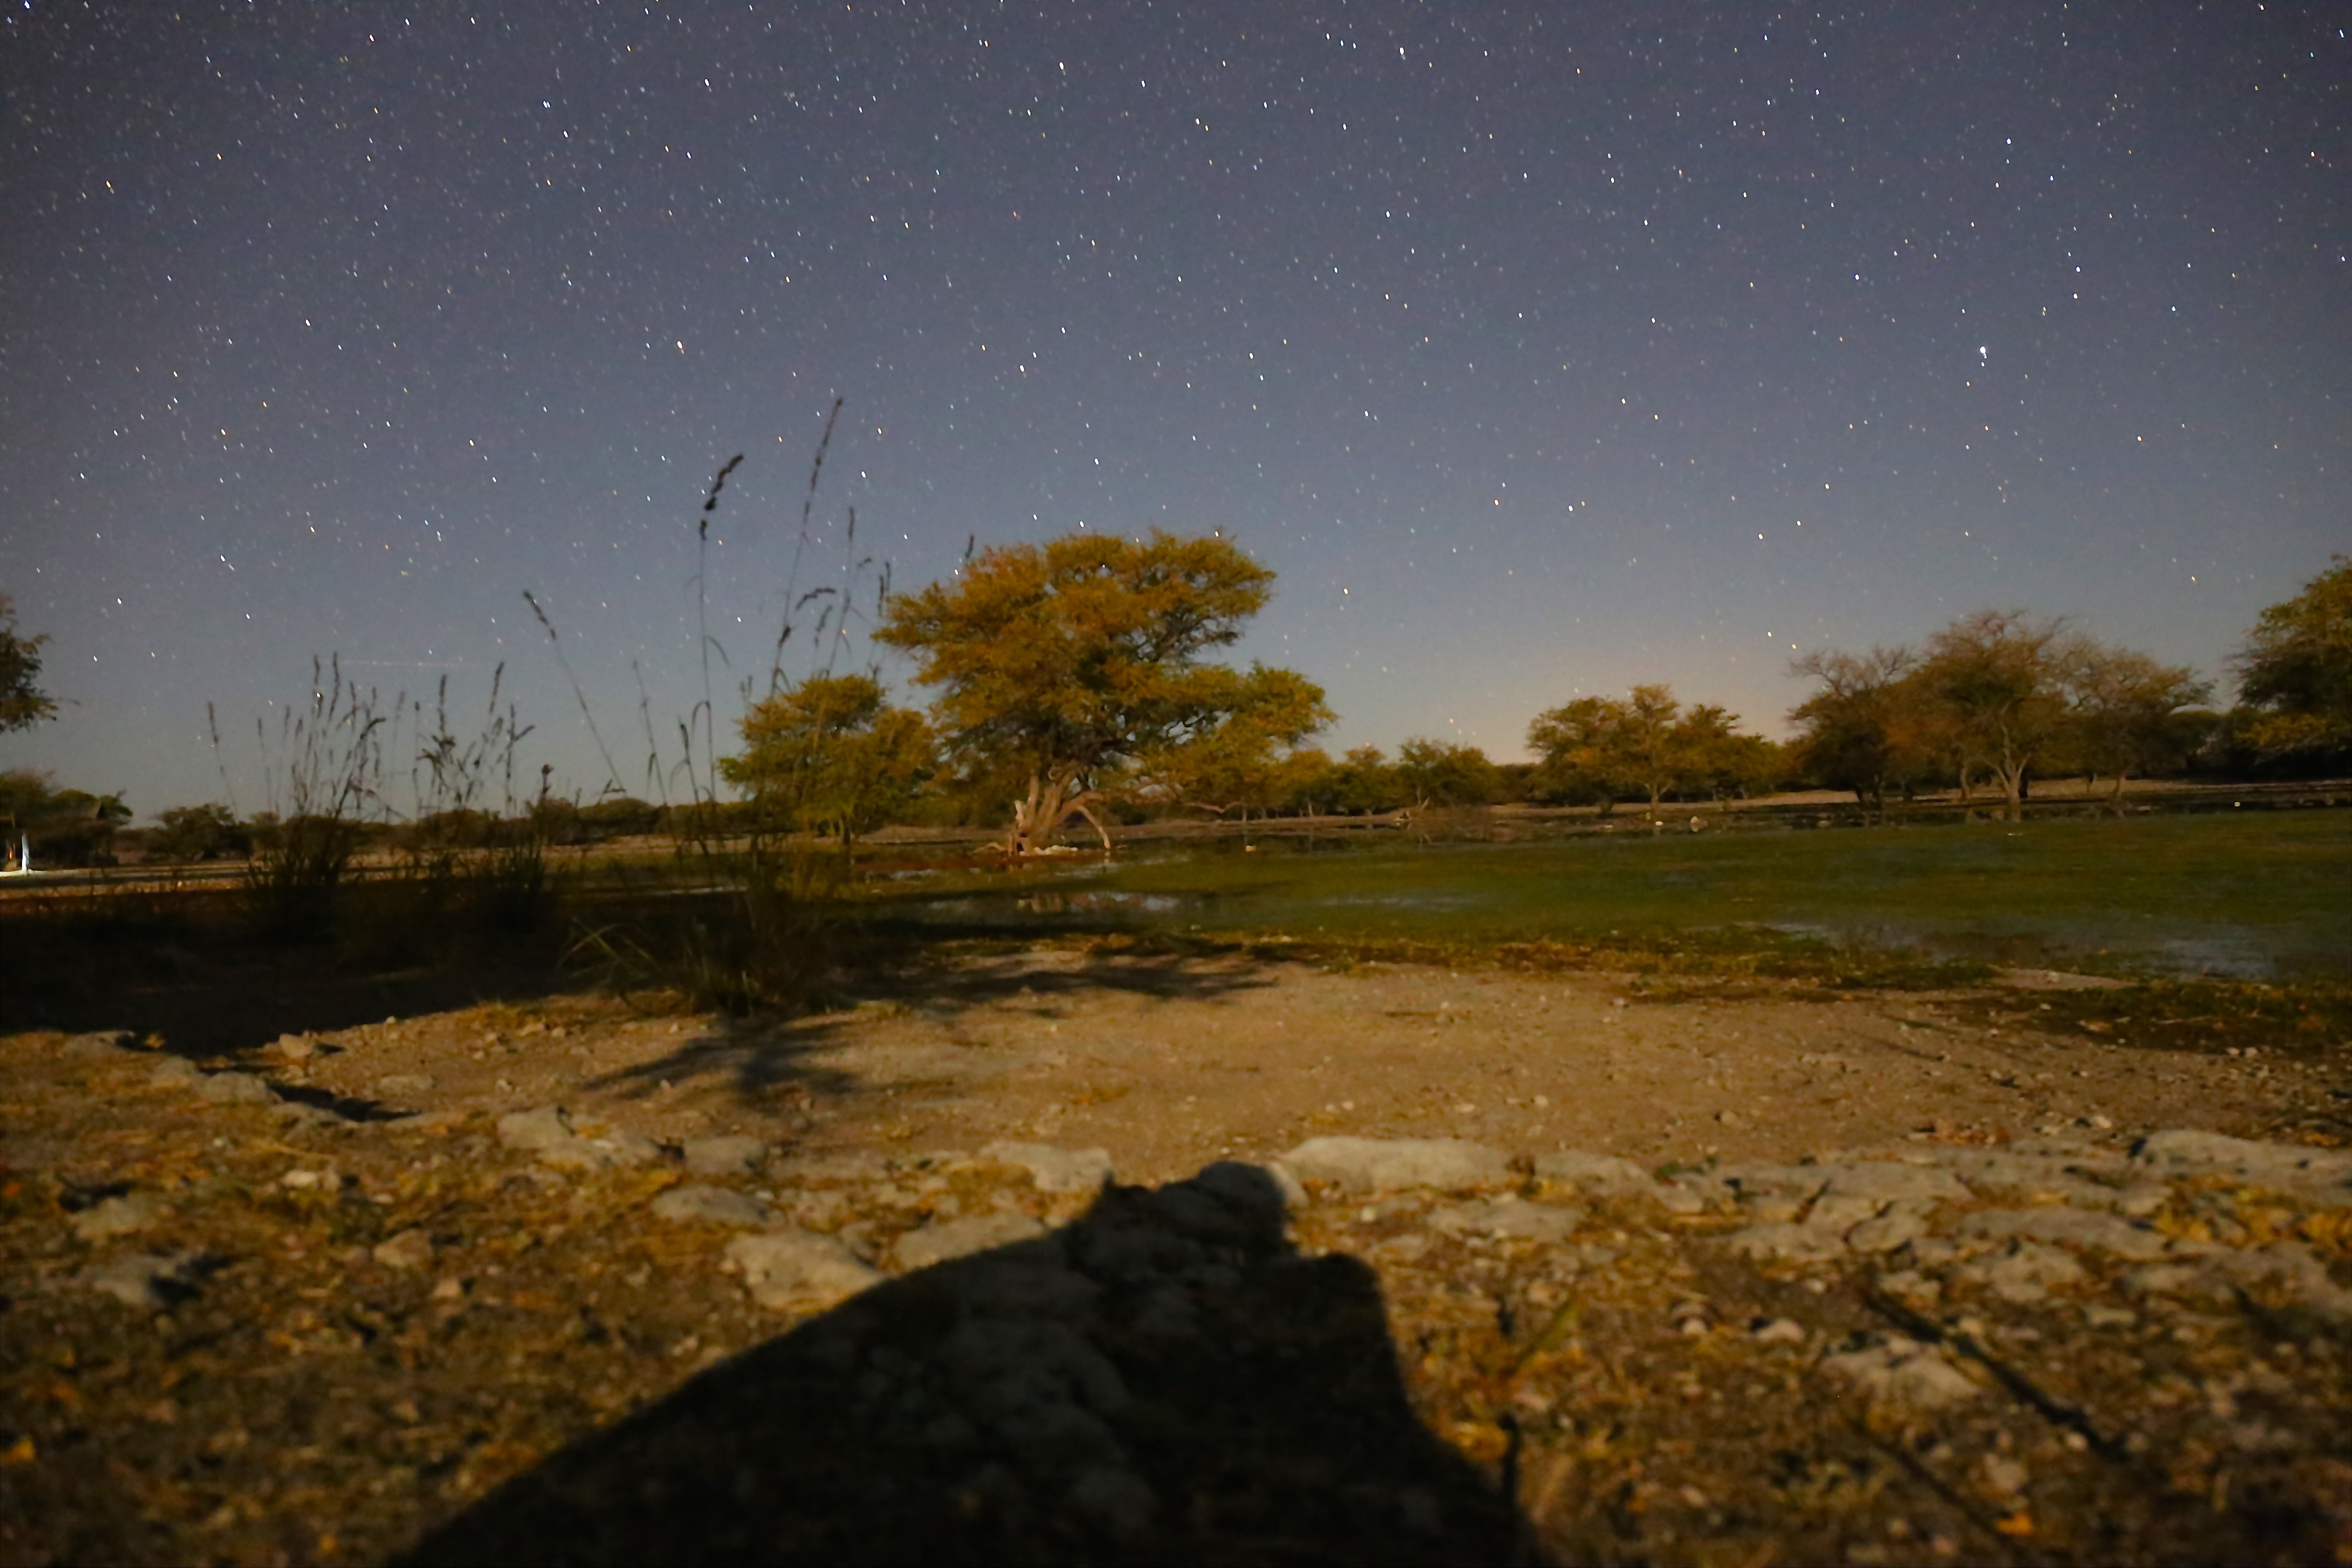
[4, 943, 2350, 1565]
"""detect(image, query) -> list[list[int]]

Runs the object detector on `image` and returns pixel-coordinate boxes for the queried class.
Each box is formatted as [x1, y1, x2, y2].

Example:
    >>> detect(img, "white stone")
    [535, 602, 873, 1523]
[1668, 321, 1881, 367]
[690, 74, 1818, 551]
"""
[1283, 1136, 1511, 1194]
[726, 1228, 883, 1309]
[981, 1141, 1115, 1194]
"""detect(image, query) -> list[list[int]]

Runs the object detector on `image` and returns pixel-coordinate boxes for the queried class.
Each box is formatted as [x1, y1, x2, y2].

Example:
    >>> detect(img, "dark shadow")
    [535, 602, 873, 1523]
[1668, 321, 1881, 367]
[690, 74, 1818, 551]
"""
[0, 888, 593, 1059]
[585, 938, 1299, 1109]
[402, 1164, 1538, 1566]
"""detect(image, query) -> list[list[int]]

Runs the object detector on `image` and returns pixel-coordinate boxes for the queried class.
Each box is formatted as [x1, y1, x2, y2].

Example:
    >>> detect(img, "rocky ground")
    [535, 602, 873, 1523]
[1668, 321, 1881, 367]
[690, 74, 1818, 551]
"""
[4, 945, 2351, 1565]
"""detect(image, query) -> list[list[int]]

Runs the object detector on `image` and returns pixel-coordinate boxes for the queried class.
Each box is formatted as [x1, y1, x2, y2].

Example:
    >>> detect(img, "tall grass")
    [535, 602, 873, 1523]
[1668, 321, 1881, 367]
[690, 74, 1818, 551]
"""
[240, 656, 385, 939]
[543, 398, 885, 1014]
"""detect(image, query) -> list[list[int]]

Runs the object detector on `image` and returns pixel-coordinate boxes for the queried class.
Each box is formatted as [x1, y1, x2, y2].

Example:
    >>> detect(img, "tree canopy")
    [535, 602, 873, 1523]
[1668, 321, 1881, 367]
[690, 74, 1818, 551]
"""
[2233, 556, 2352, 763]
[1526, 685, 1770, 813]
[0, 596, 56, 732]
[719, 672, 934, 848]
[1788, 611, 2214, 810]
[875, 530, 1318, 854]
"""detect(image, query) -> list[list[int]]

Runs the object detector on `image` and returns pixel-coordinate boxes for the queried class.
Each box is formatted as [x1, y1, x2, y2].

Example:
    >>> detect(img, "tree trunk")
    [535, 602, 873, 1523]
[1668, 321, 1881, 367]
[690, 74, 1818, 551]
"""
[1008, 769, 1107, 857]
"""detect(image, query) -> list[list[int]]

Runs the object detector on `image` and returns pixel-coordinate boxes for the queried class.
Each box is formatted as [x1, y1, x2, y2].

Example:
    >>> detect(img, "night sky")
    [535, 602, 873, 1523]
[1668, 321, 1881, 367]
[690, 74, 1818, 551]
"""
[3, 3, 2345, 819]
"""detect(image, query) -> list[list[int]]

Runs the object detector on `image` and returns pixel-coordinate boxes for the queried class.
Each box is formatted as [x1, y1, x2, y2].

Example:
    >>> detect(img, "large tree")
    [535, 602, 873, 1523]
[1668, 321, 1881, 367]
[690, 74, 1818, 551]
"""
[719, 672, 935, 849]
[1393, 737, 1501, 809]
[1911, 609, 2074, 814]
[0, 596, 56, 732]
[1144, 663, 1333, 837]
[2233, 556, 2352, 763]
[1527, 685, 1742, 815]
[1787, 647, 1921, 810]
[875, 530, 1314, 855]
[2061, 644, 2214, 798]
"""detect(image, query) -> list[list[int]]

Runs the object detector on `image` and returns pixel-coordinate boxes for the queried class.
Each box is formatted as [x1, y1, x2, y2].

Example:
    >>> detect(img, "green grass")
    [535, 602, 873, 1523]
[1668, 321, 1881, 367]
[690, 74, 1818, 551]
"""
[876, 810, 2352, 984]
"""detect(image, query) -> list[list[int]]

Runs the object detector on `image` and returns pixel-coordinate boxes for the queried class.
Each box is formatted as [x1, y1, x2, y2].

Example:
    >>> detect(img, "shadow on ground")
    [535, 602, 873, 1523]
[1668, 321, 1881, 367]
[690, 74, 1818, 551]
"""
[586, 939, 1298, 1109]
[402, 1164, 1535, 1566]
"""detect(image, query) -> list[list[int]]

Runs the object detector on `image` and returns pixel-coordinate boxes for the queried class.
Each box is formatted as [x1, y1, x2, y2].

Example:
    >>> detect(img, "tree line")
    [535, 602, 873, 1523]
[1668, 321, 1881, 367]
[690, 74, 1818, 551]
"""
[2, 552, 2346, 865]
[722, 545, 2352, 850]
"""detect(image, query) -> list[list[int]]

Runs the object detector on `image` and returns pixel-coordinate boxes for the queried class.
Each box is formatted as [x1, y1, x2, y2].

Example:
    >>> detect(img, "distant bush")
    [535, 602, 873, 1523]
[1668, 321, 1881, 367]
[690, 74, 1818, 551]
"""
[148, 803, 251, 863]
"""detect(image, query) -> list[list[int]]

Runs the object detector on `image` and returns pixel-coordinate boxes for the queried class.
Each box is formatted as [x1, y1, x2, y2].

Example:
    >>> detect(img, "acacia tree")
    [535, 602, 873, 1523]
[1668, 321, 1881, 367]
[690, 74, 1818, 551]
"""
[0, 596, 56, 732]
[1787, 647, 1920, 809]
[1145, 664, 1332, 840]
[1327, 745, 1399, 814]
[1393, 737, 1501, 809]
[1911, 610, 2075, 815]
[2062, 645, 2214, 798]
[2233, 556, 2352, 763]
[875, 530, 1312, 856]
[1525, 696, 1634, 808]
[1528, 685, 1740, 815]
[718, 672, 934, 849]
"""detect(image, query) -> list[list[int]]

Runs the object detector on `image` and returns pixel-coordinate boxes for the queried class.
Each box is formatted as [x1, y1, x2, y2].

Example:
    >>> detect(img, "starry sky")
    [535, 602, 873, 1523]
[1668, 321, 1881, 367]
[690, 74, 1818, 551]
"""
[2, 2, 2345, 819]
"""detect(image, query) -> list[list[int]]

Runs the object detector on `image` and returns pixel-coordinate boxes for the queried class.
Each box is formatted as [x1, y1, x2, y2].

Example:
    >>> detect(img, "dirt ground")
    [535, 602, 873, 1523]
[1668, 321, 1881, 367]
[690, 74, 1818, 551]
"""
[274, 946, 2341, 1178]
[5, 946, 2350, 1566]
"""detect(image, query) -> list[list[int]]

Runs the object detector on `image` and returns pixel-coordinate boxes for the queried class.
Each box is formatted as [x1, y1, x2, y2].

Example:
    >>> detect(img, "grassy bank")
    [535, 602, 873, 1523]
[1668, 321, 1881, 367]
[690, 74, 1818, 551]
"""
[883, 809, 2346, 975]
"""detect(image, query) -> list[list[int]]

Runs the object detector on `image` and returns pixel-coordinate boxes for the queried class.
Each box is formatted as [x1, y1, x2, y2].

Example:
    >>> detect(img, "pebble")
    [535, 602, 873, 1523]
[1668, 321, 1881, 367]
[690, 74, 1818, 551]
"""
[197, 1072, 278, 1106]
[71, 1191, 170, 1241]
[1819, 1335, 1982, 1411]
[372, 1229, 435, 1270]
[59, 1031, 132, 1060]
[681, 1134, 770, 1176]
[75, 1250, 203, 1311]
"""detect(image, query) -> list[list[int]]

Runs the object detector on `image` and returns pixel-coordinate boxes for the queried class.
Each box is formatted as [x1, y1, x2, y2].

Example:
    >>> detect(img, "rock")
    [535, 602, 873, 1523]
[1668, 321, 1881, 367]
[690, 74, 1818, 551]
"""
[1845, 1207, 1935, 1254]
[1218, 1160, 1309, 1214]
[650, 1185, 776, 1228]
[681, 1134, 769, 1176]
[197, 1072, 277, 1106]
[1066, 1465, 1158, 1540]
[72, 1191, 169, 1242]
[375, 1073, 436, 1096]
[1281, 1136, 1511, 1194]
[1717, 1163, 1833, 1202]
[539, 1129, 662, 1170]
[892, 1210, 1049, 1272]
[373, 1229, 435, 1270]
[1953, 1206, 2173, 1261]
[981, 1141, 1115, 1194]
[268, 1033, 320, 1061]
[1426, 1196, 1583, 1243]
[2128, 1242, 2352, 1322]
[1981, 1454, 2030, 1498]
[1807, 1192, 1886, 1233]
[726, 1228, 884, 1309]
[495, 1105, 661, 1170]
[1752, 1317, 1807, 1344]
[771, 1151, 891, 1185]
[385, 1110, 469, 1134]
[496, 1106, 577, 1151]
[1534, 1150, 1663, 1196]
[1723, 1221, 1849, 1265]
[1819, 1335, 1981, 1410]
[147, 1057, 202, 1087]
[1820, 1163, 1972, 1206]
[76, 1251, 203, 1311]
[2130, 1130, 2352, 1203]
[1956, 1239, 2088, 1303]
[60, 1031, 132, 1060]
